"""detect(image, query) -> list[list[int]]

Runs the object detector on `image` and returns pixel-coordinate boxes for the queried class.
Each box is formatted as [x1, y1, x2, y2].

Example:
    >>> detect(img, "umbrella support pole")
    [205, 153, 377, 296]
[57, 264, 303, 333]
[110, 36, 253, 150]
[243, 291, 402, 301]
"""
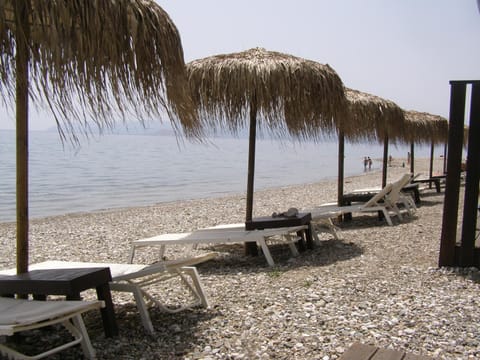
[410, 142, 415, 174]
[382, 136, 389, 189]
[15, 0, 30, 275]
[245, 98, 259, 256]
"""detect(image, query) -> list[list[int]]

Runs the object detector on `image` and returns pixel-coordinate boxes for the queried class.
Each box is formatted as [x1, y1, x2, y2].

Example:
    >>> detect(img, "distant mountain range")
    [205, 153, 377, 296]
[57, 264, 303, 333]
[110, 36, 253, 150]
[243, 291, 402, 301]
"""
[46, 120, 250, 139]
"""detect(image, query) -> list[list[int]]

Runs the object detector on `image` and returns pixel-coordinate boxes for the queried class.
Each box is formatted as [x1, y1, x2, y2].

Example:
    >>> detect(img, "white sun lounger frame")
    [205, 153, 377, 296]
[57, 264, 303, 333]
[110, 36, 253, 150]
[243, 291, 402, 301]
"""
[1, 255, 216, 335]
[0, 297, 103, 359]
[129, 225, 308, 267]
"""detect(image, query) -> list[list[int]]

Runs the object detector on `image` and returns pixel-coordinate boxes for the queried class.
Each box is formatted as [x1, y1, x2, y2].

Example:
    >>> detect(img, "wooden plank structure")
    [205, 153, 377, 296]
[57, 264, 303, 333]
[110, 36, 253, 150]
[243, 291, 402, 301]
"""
[403, 110, 449, 185]
[439, 80, 480, 267]
[339, 343, 435, 360]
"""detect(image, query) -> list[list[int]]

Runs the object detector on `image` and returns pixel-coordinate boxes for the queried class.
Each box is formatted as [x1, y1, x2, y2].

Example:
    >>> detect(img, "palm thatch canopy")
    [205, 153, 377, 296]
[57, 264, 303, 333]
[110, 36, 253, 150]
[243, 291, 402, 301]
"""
[0, 0, 198, 138]
[187, 47, 346, 141]
[2, 0, 198, 274]
[336, 87, 406, 202]
[404, 110, 449, 145]
[186, 48, 346, 253]
[342, 88, 406, 143]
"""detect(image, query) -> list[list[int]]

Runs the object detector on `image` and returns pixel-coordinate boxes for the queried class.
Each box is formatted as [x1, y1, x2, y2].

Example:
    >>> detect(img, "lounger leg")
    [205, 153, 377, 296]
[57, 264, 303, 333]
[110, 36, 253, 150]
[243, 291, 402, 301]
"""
[382, 210, 393, 226]
[130, 286, 155, 334]
[393, 205, 403, 221]
[313, 219, 339, 241]
[311, 226, 321, 243]
[159, 245, 166, 259]
[257, 238, 275, 266]
[327, 219, 339, 240]
[402, 200, 414, 216]
[129, 245, 136, 263]
[71, 315, 97, 359]
[129, 244, 166, 264]
[110, 283, 155, 334]
[180, 267, 210, 308]
[284, 235, 300, 256]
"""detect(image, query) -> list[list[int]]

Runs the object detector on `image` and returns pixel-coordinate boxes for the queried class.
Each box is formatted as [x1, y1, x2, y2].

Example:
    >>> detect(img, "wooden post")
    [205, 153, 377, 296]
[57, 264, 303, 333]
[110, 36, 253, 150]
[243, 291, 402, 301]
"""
[410, 142, 415, 174]
[382, 136, 389, 188]
[459, 82, 480, 267]
[429, 142, 434, 180]
[15, 0, 30, 275]
[443, 142, 447, 174]
[245, 97, 258, 256]
[337, 131, 345, 206]
[439, 82, 466, 267]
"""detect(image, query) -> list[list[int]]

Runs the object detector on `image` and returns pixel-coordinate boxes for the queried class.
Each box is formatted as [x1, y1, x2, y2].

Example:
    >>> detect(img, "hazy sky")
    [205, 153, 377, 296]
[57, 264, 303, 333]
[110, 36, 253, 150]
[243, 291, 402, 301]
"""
[0, 0, 479, 130]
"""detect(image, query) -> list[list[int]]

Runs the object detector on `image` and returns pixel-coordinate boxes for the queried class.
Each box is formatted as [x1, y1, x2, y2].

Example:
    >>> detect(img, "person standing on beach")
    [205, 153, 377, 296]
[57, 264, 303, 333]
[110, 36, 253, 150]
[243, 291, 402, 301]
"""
[368, 157, 372, 170]
[363, 157, 368, 171]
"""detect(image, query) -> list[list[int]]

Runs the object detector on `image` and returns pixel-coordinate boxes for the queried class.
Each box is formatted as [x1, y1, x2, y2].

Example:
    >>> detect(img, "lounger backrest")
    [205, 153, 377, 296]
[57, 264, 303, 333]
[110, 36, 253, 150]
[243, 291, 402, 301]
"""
[387, 173, 412, 203]
[363, 183, 393, 208]
[394, 173, 413, 189]
[0, 297, 103, 329]
[114, 253, 218, 281]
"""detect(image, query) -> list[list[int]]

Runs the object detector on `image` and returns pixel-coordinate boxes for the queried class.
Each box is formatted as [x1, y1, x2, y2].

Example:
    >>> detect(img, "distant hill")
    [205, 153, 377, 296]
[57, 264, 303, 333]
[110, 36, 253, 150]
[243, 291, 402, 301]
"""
[47, 120, 251, 139]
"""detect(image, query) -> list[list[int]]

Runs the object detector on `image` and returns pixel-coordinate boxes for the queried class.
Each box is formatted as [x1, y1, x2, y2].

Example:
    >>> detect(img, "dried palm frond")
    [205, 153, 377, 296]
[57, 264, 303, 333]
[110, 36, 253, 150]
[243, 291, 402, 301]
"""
[342, 88, 406, 143]
[187, 47, 346, 141]
[404, 110, 448, 145]
[0, 0, 199, 141]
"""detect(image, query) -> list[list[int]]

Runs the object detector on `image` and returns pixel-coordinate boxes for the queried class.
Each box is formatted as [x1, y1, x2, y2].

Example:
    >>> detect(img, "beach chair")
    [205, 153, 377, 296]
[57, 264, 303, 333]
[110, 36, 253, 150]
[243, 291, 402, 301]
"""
[130, 225, 309, 267]
[0, 254, 216, 334]
[0, 297, 103, 359]
[346, 173, 416, 215]
[383, 173, 417, 217]
[305, 183, 400, 226]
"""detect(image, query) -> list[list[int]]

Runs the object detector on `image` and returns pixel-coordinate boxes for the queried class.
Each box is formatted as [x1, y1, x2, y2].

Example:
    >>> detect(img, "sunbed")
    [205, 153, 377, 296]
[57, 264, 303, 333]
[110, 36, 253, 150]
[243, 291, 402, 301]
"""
[129, 225, 309, 267]
[383, 173, 417, 216]
[305, 183, 401, 226]
[346, 173, 417, 212]
[0, 254, 216, 334]
[0, 297, 103, 359]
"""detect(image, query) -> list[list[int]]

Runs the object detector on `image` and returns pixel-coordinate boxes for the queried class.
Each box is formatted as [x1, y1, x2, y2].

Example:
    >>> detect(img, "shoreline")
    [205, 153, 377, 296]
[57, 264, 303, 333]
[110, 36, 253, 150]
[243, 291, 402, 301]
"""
[2, 157, 476, 359]
[0, 158, 435, 266]
[0, 157, 407, 226]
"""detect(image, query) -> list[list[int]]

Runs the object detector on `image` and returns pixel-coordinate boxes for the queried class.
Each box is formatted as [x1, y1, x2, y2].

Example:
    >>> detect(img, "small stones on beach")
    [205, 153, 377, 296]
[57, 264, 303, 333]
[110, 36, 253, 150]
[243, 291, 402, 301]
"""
[0, 160, 479, 359]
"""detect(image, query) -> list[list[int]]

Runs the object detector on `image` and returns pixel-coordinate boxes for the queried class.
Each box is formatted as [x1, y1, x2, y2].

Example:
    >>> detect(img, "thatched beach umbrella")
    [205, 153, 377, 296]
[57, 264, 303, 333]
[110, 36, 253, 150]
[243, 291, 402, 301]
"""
[337, 88, 405, 203]
[187, 47, 346, 253]
[1, 0, 198, 274]
[404, 110, 449, 177]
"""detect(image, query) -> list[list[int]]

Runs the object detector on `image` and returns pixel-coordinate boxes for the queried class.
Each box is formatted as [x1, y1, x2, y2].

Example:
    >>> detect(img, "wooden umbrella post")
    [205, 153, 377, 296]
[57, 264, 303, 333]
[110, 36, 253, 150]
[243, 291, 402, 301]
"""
[336, 131, 345, 222]
[429, 142, 434, 182]
[410, 142, 415, 175]
[337, 131, 345, 207]
[15, 0, 30, 275]
[245, 96, 258, 256]
[382, 136, 389, 189]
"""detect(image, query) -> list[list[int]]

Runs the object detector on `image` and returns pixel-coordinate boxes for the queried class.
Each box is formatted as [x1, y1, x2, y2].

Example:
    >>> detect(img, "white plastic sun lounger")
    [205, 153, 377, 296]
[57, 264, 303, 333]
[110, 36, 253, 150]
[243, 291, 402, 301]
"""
[0, 297, 103, 359]
[0, 254, 216, 334]
[305, 183, 400, 226]
[129, 225, 308, 267]
[348, 173, 416, 216]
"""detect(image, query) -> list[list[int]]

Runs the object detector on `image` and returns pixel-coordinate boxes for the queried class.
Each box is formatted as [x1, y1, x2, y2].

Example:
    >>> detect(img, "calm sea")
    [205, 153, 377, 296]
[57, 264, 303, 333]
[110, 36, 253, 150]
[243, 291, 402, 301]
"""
[0, 129, 433, 223]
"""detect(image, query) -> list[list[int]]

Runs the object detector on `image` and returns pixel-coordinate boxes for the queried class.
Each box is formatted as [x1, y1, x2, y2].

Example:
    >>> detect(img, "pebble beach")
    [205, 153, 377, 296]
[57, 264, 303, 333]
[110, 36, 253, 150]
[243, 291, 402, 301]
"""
[1, 157, 479, 360]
